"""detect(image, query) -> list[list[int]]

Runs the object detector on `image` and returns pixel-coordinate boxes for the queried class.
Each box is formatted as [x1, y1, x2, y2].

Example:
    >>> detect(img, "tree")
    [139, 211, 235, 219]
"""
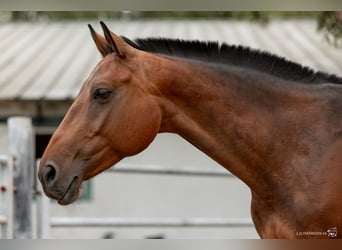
[317, 12, 342, 46]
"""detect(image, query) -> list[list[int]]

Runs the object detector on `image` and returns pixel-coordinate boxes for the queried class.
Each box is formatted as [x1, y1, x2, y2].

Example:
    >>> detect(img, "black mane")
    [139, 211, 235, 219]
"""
[122, 37, 342, 84]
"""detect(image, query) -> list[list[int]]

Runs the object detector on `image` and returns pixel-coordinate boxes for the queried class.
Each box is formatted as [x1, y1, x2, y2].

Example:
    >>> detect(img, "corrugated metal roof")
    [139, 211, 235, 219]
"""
[0, 19, 341, 102]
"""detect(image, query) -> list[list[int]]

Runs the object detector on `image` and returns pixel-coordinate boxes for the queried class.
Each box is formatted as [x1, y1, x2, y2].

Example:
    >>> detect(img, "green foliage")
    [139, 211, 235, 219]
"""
[9, 11, 318, 22]
[10, 11, 122, 21]
[317, 12, 342, 47]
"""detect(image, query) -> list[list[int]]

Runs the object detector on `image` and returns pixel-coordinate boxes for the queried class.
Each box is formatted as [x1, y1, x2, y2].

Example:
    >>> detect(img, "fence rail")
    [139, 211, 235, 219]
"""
[0, 155, 9, 163]
[108, 163, 233, 177]
[0, 215, 7, 224]
[50, 217, 253, 228]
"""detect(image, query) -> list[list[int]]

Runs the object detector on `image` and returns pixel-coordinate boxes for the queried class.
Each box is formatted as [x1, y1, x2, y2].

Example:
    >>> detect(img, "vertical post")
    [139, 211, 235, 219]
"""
[0, 155, 13, 239]
[8, 117, 34, 239]
[36, 160, 51, 239]
[0, 157, 7, 238]
[6, 156, 14, 239]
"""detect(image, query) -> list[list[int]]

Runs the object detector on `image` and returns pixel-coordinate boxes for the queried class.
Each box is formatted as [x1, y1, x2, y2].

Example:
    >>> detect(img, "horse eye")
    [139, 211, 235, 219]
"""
[93, 88, 112, 100]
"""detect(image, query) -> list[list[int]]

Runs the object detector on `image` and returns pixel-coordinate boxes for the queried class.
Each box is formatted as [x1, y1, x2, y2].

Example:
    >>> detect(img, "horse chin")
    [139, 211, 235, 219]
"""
[57, 176, 81, 205]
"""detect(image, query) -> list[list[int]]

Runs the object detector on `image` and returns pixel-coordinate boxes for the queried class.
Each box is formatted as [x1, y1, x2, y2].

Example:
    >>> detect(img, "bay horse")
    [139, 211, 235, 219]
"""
[38, 22, 342, 239]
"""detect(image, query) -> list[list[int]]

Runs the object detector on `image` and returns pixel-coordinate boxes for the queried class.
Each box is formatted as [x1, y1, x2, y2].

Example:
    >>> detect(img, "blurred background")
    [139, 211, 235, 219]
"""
[1, 11, 342, 45]
[0, 11, 341, 239]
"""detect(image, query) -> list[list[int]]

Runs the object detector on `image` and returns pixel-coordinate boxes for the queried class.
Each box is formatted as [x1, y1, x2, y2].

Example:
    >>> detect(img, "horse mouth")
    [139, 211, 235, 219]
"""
[58, 176, 80, 205]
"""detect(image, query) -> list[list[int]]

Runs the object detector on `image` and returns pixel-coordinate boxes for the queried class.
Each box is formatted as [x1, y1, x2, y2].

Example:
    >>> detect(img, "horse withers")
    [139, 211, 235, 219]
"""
[38, 22, 342, 238]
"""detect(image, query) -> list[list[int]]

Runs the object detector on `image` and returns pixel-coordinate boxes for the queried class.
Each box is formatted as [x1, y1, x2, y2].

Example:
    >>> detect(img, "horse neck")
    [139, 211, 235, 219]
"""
[145, 54, 323, 199]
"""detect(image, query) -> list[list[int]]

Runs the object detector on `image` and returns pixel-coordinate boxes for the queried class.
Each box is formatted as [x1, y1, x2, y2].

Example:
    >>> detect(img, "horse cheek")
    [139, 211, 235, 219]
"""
[122, 106, 161, 156]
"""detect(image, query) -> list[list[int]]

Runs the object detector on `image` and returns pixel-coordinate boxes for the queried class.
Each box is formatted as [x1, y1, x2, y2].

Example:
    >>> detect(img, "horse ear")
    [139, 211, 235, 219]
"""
[88, 24, 113, 57]
[100, 21, 127, 59]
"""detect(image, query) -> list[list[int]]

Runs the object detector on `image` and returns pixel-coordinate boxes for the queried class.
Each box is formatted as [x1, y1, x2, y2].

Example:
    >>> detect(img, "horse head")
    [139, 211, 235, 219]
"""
[38, 22, 162, 205]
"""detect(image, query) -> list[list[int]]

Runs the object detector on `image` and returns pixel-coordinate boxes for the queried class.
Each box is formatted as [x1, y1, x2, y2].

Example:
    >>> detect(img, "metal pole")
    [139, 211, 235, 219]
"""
[8, 117, 34, 239]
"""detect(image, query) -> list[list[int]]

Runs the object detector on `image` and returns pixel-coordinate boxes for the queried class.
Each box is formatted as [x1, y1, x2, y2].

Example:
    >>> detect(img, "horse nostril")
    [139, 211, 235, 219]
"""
[44, 164, 57, 184]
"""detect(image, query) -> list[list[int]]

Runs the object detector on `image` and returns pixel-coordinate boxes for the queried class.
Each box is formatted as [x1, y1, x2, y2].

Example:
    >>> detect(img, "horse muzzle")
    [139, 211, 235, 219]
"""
[38, 160, 82, 205]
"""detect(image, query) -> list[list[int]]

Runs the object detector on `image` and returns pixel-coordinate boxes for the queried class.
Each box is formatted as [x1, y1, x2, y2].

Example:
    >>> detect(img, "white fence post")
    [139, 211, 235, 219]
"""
[8, 117, 34, 239]
[0, 155, 14, 239]
[36, 160, 51, 239]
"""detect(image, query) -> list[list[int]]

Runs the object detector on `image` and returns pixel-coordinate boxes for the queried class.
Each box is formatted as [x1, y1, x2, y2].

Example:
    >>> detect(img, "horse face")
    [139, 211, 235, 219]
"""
[38, 23, 161, 205]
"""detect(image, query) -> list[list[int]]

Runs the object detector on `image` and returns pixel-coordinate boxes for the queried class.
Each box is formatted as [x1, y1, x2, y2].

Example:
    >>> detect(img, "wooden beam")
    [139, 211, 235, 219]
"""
[0, 100, 73, 120]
